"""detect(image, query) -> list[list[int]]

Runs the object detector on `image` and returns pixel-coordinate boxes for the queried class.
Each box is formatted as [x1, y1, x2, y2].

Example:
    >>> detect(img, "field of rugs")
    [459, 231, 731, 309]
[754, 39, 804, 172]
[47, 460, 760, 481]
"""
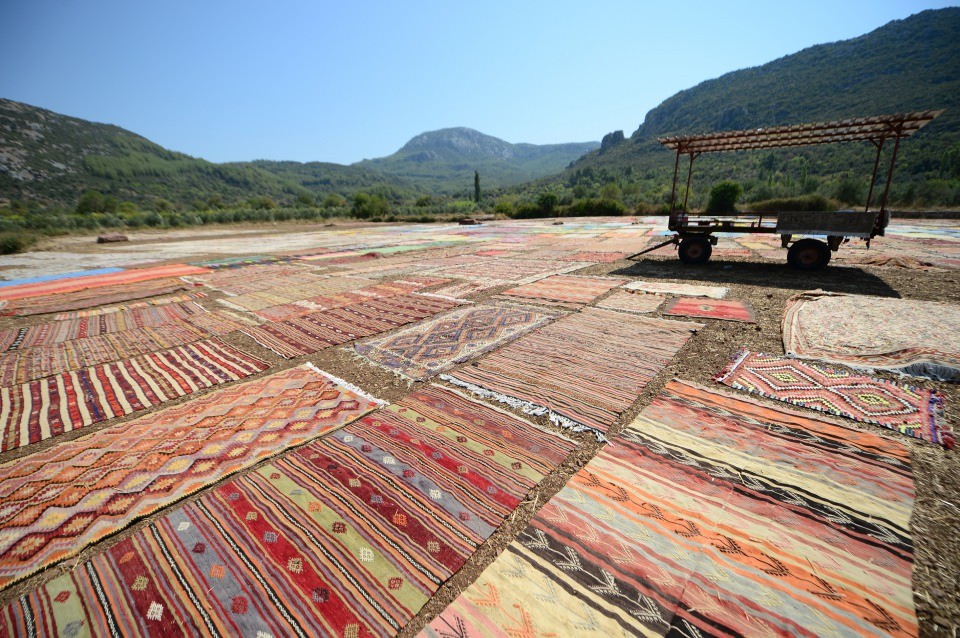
[0, 217, 956, 636]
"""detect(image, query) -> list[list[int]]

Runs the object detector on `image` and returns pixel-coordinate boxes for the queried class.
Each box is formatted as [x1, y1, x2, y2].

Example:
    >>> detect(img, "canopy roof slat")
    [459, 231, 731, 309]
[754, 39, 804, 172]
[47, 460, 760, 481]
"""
[658, 110, 943, 154]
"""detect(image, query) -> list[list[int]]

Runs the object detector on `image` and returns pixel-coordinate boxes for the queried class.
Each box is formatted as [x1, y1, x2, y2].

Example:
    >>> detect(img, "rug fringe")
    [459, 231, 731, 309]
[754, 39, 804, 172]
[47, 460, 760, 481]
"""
[439, 374, 607, 442]
[304, 362, 388, 405]
[714, 348, 751, 384]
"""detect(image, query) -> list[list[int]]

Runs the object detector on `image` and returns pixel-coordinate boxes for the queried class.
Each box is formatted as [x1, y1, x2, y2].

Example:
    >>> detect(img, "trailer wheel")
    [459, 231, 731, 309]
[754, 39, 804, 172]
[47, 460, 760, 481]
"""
[678, 236, 712, 264]
[787, 238, 831, 270]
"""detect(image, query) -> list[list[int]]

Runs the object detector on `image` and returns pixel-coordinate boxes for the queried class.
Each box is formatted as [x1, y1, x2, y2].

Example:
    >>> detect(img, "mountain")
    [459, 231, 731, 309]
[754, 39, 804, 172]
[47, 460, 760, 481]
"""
[562, 8, 960, 207]
[355, 127, 599, 193]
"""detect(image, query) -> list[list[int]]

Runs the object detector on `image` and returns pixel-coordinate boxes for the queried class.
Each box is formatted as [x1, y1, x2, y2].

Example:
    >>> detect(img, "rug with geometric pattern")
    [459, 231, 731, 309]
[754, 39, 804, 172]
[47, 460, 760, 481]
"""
[716, 349, 951, 448]
[0, 364, 382, 589]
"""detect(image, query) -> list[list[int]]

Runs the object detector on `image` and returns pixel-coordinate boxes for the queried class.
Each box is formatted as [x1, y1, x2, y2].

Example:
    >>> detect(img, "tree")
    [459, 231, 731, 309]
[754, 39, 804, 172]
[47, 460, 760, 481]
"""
[706, 181, 742, 213]
[537, 192, 559, 215]
[474, 171, 481, 204]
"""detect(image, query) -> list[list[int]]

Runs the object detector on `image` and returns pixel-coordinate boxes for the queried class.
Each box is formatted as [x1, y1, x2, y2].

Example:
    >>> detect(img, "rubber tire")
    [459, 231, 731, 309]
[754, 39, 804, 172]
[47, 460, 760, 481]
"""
[787, 238, 831, 270]
[678, 236, 713, 264]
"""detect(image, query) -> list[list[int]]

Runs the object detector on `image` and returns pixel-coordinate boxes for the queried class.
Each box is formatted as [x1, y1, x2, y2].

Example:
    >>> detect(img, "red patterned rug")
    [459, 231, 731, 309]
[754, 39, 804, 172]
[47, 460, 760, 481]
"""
[662, 296, 757, 322]
[0, 385, 576, 636]
[717, 349, 952, 448]
[0, 364, 382, 589]
[0, 339, 268, 450]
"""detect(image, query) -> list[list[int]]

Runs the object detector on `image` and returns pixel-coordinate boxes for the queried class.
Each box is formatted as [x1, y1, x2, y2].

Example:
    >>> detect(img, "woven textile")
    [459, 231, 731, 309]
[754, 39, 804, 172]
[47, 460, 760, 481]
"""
[783, 290, 960, 381]
[595, 290, 665, 314]
[444, 308, 701, 435]
[0, 364, 382, 589]
[2, 278, 195, 316]
[354, 303, 561, 380]
[190, 263, 327, 295]
[423, 380, 916, 638]
[717, 349, 952, 448]
[0, 339, 268, 450]
[250, 280, 431, 322]
[559, 251, 627, 262]
[622, 279, 729, 298]
[245, 293, 460, 358]
[662, 296, 757, 322]
[0, 386, 575, 636]
[216, 275, 379, 312]
[51, 293, 205, 320]
[498, 275, 626, 309]
[0, 311, 251, 387]
[430, 257, 586, 285]
[0, 264, 208, 302]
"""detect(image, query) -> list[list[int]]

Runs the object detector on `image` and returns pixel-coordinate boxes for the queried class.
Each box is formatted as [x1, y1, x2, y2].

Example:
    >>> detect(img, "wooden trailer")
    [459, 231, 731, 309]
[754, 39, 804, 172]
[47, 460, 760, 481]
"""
[630, 111, 942, 269]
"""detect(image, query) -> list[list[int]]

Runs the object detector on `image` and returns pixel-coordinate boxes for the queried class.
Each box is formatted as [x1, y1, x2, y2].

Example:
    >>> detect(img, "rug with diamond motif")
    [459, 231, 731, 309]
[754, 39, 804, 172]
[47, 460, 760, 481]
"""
[0, 385, 576, 636]
[662, 296, 757, 322]
[716, 349, 951, 448]
[244, 293, 461, 358]
[497, 275, 627, 309]
[0, 339, 268, 451]
[422, 380, 916, 638]
[0, 364, 382, 590]
[443, 308, 701, 436]
[354, 303, 561, 380]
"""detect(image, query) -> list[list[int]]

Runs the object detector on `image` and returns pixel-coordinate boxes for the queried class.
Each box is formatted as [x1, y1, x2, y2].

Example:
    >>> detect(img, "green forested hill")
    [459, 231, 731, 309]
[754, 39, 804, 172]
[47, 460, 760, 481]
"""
[355, 128, 599, 194]
[559, 7, 960, 210]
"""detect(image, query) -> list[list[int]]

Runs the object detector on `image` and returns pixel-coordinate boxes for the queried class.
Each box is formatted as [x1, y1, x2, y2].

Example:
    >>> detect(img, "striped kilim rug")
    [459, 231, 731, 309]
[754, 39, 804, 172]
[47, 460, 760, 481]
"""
[353, 303, 561, 380]
[0, 264, 209, 302]
[559, 251, 627, 262]
[622, 279, 729, 299]
[423, 380, 916, 638]
[783, 290, 960, 381]
[0, 312, 251, 387]
[0, 339, 268, 451]
[190, 263, 327, 295]
[430, 257, 586, 285]
[595, 289, 665, 314]
[2, 277, 196, 316]
[216, 276, 380, 312]
[0, 386, 575, 636]
[0, 300, 208, 351]
[0, 364, 382, 589]
[717, 349, 952, 448]
[662, 296, 757, 322]
[497, 275, 627, 308]
[250, 281, 431, 322]
[51, 292, 205, 320]
[443, 308, 701, 436]
[245, 293, 461, 358]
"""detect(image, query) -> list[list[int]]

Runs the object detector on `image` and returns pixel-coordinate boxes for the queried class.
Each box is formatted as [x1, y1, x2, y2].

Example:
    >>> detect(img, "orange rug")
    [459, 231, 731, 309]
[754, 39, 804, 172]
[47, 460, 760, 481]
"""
[0, 264, 210, 302]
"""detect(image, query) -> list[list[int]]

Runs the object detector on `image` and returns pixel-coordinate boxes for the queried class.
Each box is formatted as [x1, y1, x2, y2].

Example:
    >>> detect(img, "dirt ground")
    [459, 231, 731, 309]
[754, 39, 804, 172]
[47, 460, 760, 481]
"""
[0, 221, 958, 637]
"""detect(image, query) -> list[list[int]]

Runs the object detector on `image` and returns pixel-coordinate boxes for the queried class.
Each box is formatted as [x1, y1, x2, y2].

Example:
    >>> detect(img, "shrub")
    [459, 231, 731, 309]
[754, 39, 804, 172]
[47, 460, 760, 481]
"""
[744, 194, 840, 212]
[706, 181, 742, 213]
[0, 233, 35, 255]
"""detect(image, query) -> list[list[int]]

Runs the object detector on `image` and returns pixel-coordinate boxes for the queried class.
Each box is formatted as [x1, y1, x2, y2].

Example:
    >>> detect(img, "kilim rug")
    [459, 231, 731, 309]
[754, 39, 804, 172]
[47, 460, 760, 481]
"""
[0, 264, 209, 302]
[0, 312, 252, 387]
[51, 292, 206, 320]
[717, 349, 952, 448]
[0, 301, 226, 351]
[559, 251, 628, 262]
[595, 289, 665, 314]
[245, 293, 461, 358]
[443, 308, 701, 436]
[0, 364, 383, 589]
[783, 290, 960, 381]
[497, 275, 627, 309]
[0, 386, 575, 636]
[2, 277, 196, 316]
[662, 296, 757, 322]
[353, 303, 562, 380]
[422, 380, 916, 638]
[250, 280, 434, 322]
[189, 263, 327, 295]
[0, 339, 268, 451]
[622, 279, 729, 298]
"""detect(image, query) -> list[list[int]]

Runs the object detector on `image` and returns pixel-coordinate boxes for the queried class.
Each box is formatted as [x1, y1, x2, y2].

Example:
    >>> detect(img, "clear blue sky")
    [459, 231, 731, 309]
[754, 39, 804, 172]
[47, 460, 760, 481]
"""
[1, 1, 955, 165]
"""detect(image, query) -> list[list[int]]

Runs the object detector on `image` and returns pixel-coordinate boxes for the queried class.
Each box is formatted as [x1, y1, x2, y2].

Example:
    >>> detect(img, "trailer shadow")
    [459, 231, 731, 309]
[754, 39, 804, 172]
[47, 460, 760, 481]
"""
[611, 257, 900, 297]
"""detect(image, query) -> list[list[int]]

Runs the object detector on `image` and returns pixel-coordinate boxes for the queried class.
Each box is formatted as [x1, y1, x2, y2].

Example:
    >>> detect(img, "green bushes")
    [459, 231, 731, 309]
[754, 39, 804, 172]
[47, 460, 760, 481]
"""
[706, 181, 742, 213]
[744, 194, 840, 212]
[0, 233, 36, 255]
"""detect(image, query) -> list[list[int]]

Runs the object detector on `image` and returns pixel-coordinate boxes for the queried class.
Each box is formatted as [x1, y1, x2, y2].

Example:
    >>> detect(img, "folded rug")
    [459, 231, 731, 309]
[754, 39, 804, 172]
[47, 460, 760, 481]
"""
[717, 349, 951, 448]
[422, 380, 916, 638]
[595, 290, 665, 314]
[622, 279, 728, 298]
